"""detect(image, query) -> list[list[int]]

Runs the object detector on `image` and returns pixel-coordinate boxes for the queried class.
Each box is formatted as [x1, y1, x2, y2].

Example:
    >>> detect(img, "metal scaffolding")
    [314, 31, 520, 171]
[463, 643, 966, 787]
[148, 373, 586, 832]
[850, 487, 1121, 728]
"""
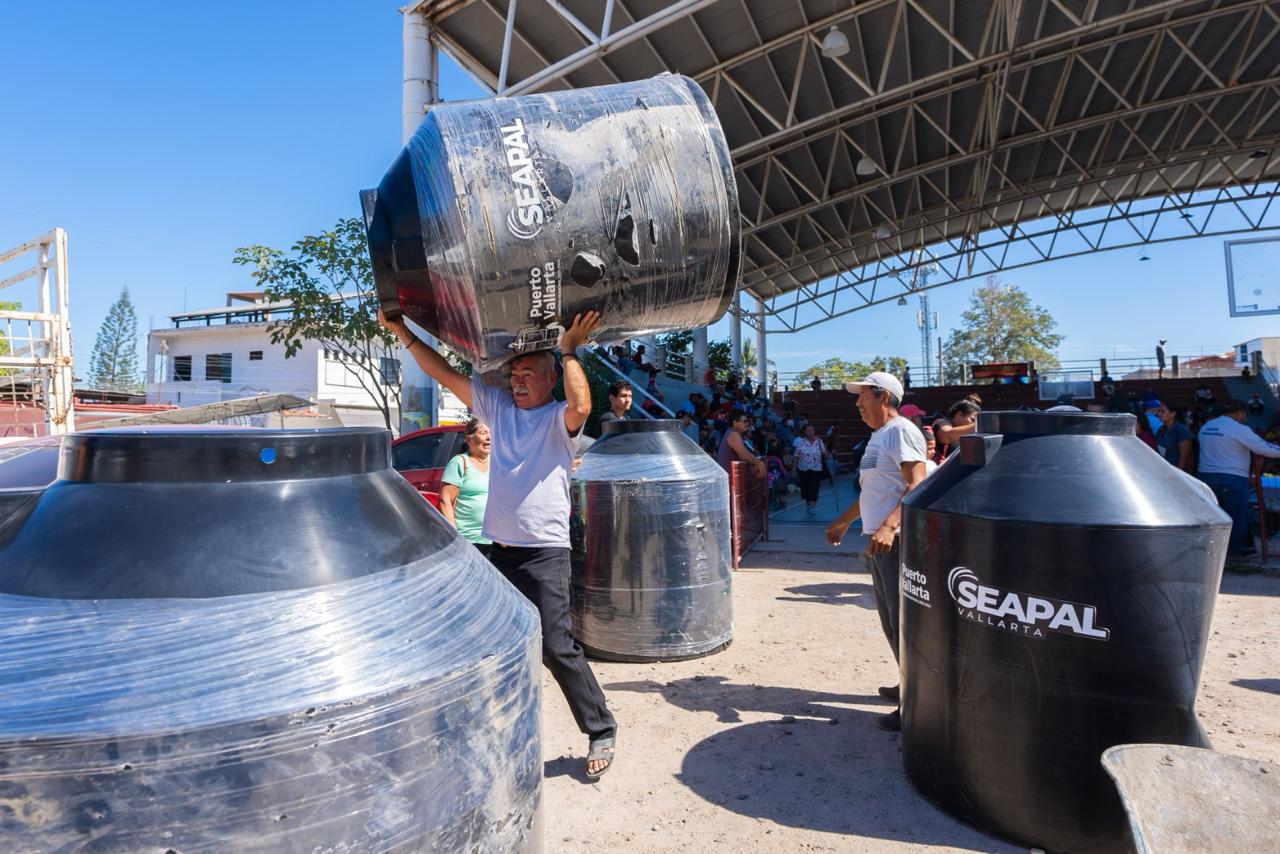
[0, 229, 76, 435]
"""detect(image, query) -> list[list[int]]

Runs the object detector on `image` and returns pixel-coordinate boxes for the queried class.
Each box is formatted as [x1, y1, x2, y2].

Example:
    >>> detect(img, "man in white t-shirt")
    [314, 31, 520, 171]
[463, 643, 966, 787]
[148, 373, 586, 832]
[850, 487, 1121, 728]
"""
[824, 371, 927, 731]
[380, 309, 617, 779]
[1198, 398, 1280, 557]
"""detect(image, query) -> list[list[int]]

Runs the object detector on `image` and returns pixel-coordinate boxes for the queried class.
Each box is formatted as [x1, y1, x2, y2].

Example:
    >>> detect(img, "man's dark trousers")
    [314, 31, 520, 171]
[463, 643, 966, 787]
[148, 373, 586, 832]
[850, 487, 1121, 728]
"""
[863, 539, 901, 662]
[489, 544, 616, 741]
[1200, 472, 1252, 553]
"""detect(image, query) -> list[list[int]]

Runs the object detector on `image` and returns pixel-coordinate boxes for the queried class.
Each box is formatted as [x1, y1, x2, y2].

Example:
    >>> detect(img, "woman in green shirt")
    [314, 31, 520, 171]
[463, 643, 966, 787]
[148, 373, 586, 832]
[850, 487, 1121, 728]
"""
[439, 419, 491, 555]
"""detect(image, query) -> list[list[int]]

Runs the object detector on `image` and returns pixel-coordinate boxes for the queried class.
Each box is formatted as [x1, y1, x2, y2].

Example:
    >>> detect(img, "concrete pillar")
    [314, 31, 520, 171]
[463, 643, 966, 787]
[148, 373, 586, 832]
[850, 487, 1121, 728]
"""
[754, 297, 767, 391]
[692, 326, 709, 383]
[397, 8, 439, 433]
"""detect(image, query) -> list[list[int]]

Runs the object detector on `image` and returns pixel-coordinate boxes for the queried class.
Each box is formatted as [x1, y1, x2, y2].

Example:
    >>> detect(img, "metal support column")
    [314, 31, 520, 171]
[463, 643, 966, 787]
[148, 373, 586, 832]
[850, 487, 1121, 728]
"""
[754, 297, 767, 391]
[398, 7, 439, 433]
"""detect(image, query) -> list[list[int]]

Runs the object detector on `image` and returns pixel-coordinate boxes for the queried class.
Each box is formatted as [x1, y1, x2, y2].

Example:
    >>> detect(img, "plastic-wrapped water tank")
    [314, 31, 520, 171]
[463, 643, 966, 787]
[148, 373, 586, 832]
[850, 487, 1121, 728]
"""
[362, 74, 741, 371]
[0, 428, 542, 852]
[899, 411, 1230, 852]
[570, 420, 731, 661]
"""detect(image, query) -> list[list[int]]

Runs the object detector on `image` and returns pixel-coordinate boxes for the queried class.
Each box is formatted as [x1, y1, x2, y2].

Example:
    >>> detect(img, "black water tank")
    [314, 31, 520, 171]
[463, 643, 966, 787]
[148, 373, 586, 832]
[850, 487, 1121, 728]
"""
[0, 427, 542, 851]
[900, 411, 1230, 852]
[570, 419, 732, 661]
[362, 74, 741, 371]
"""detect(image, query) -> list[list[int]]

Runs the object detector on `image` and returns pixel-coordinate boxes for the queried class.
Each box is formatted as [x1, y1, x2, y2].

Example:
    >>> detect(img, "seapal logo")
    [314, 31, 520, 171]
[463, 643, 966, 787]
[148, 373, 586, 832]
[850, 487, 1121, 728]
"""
[947, 567, 1110, 641]
[501, 117, 544, 240]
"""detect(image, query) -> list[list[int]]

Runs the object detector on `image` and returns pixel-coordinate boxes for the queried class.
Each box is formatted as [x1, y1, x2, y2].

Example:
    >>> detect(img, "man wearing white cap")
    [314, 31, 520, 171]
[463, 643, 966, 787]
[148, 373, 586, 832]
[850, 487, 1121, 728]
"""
[824, 371, 927, 731]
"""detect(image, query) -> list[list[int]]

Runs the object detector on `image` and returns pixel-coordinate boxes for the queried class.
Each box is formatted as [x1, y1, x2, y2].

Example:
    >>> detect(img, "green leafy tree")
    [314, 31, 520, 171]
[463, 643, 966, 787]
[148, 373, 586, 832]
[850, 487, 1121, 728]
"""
[708, 338, 732, 376]
[0, 301, 18, 377]
[793, 355, 909, 390]
[88, 288, 140, 391]
[942, 276, 1062, 383]
[234, 218, 401, 429]
[655, 329, 692, 356]
[741, 339, 758, 373]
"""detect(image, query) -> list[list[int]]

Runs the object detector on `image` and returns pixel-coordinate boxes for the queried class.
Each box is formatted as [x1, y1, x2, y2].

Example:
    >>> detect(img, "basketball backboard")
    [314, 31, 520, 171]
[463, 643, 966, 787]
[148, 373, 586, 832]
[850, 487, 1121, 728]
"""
[1225, 236, 1280, 317]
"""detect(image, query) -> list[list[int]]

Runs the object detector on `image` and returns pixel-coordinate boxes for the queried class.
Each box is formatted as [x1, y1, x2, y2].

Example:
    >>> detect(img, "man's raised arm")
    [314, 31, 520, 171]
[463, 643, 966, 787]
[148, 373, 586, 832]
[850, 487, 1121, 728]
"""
[378, 310, 472, 408]
[558, 311, 601, 437]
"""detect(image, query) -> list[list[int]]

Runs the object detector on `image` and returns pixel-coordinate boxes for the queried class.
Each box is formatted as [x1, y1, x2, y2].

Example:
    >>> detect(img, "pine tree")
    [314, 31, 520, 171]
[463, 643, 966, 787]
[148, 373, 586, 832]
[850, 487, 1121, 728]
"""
[89, 288, 140, 391]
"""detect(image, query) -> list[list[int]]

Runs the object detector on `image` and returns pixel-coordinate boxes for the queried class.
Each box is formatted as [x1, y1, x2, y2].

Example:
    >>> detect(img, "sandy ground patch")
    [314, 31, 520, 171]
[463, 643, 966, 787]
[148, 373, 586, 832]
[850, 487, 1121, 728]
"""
[537, 540, 1280, 852]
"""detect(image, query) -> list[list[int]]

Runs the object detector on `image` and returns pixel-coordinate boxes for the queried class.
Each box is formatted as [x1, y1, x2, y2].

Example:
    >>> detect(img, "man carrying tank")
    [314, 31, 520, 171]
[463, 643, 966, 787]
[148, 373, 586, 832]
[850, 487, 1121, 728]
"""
[824, 371, 928, 732]
[380, 309, 618, 779]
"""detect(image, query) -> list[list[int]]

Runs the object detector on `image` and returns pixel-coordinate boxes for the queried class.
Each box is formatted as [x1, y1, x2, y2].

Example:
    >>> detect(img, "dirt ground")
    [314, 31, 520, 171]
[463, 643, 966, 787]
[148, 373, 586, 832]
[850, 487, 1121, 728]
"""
[537, 535, 1280, 853]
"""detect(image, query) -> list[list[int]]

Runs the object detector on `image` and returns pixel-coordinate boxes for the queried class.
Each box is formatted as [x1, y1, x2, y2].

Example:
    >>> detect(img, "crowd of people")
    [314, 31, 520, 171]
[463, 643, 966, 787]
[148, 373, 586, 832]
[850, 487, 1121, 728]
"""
[597, 350, 849, 513]
[1098, 374, 1280, 558]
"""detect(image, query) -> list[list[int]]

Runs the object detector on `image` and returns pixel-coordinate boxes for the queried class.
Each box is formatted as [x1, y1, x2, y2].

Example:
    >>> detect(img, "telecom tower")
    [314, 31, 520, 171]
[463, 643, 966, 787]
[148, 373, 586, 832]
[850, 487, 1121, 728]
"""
[905, 255, 939, 385]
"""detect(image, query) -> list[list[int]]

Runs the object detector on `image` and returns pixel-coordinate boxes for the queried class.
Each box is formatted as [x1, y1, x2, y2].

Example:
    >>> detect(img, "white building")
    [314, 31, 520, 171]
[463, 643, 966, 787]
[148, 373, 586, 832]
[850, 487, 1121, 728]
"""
[146, 292, 401, 429]
[1234, 337, 1280, 374]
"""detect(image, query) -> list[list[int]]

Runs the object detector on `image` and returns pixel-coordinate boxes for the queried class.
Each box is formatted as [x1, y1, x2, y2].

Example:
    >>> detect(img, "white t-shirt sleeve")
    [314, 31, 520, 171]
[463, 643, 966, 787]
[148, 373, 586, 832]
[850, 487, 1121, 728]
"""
[553, 400, 577, 455]
[886, 418, 928, 466]
[1228, 417, 1280, 458]
[469, 375, 506, 423]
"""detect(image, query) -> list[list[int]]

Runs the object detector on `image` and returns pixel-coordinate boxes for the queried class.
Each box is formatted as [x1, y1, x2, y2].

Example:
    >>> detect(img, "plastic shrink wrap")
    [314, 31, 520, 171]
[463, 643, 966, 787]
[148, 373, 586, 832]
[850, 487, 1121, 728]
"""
[899, 411, 1230, 852]
[362, 74, 741, 370]
[0, 427, 543, 853]
[570, 420, 732, 661]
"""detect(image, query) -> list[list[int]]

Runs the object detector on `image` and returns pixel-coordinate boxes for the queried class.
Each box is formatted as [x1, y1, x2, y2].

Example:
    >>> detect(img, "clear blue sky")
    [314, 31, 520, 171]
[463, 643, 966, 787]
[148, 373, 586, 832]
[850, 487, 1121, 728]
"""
[2, 1, 1276, 382]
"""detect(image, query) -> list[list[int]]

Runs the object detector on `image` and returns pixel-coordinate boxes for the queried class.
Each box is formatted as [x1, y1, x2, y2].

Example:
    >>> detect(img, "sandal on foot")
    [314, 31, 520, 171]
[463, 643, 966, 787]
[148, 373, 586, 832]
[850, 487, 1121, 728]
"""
[586, 737, 616, 781]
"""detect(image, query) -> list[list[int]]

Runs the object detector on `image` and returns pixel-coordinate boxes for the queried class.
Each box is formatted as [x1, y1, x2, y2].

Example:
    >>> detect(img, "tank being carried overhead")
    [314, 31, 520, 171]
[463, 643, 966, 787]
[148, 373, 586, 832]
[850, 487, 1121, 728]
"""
[899, 410, 1230, 853]
[0, 427, 542, 852]
[571, 419, 732, 661]
[362, 74, 741, 371]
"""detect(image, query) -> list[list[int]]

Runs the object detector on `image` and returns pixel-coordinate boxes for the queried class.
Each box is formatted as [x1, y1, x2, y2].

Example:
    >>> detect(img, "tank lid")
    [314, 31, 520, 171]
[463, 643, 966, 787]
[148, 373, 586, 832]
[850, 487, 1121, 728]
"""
[978, 410, 1136, 437]
[59, 427, 390, 484]
[602, 419, 681, 435]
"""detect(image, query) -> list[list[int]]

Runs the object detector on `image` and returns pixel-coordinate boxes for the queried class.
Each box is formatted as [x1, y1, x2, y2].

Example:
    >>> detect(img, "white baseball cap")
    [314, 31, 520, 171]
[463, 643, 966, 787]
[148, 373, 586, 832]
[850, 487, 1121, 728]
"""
[844, 371, 905, 400]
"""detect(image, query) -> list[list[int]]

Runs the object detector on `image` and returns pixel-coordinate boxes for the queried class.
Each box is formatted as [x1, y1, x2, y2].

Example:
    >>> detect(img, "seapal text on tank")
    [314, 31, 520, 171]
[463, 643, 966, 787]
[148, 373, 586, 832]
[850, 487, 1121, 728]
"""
[947, 567, 1110, 641]
[501, 117, 545, 239]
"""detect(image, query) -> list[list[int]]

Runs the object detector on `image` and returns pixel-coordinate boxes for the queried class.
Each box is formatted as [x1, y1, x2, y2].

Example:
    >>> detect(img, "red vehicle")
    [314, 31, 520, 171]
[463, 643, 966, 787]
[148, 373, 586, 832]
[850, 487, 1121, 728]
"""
[390, 424, 465, 508]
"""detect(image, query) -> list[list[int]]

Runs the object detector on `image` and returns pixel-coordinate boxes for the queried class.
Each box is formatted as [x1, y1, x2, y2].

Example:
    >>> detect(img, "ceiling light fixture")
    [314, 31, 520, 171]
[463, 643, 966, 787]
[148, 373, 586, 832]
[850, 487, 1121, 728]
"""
[1139, 251, 1151, 261]
[856, 155, 877, 177]
[897, 296, 909, 306]
[821, 26, 850, 58]
[873, 224, 891, 240]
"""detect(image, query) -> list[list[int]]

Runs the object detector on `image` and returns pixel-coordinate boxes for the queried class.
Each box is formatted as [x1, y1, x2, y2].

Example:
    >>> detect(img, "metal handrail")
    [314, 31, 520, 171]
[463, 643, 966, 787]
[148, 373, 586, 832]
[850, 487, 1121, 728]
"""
[588, 347, 675, 418]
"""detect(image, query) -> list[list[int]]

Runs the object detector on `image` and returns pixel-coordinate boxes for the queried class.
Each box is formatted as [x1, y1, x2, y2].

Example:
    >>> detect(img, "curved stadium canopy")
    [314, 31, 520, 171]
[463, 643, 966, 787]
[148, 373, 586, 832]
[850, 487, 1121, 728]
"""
[410, 0, 1280, 330]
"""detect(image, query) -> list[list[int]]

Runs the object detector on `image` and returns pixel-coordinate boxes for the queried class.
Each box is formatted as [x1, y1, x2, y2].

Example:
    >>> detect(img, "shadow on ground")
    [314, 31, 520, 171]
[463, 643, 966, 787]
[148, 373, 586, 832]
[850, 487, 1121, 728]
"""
[544, 755, 590, 783]
[1219, 572, 1280, 596]
[606, 677, 1014, 850]
[775, 581, 876, 608]
[606, 676, 880, 724]
[1232, 677, 1280, 695]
